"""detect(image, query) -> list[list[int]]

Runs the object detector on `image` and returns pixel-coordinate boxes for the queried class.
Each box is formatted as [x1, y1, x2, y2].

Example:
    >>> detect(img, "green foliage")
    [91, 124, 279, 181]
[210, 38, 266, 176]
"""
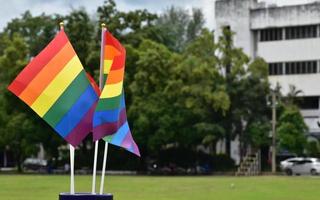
[0, 0, 274, 170]
[246, 121, 270, 148]
[3, 11, 60, 56]
[217, 27, 270, 156]
[0, 34, 38, 171]
[305, 140, 320, 157]
[64, 9, 95, 69]
[277, 105, 308, 155]
[154, 7, 205, 52]
[128, 39, 177, 152]
[167, 29, 229, 148]
[0, 19, 64, 170]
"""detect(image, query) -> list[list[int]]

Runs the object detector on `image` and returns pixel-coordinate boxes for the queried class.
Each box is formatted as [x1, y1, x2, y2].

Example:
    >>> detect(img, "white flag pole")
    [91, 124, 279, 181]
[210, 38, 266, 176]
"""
[98, 23, 109, 195]
[60, 21, 75, 195]
[99, 23, 109, 195]
[91, 140, 99, 194]
[69, 144, 75, 194]
[99, 142, 109, 194]
[92, 23, 107, 194]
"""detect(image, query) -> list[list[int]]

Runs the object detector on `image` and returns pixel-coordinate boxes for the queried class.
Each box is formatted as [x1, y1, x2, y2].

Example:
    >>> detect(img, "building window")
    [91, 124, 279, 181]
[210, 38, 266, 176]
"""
[296, 96, 319, 110]
[260, 28, 283, 42]
[268, 63, 283, 75]
[285, 25, 317, 40]
[285, 61, 317, 75]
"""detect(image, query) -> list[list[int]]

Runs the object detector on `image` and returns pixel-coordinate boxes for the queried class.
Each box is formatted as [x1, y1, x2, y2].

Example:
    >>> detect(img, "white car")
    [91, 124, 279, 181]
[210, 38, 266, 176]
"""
[280, 157, 303, 171]
[23, 158, 47, 171]
[281, 157, 320, 175]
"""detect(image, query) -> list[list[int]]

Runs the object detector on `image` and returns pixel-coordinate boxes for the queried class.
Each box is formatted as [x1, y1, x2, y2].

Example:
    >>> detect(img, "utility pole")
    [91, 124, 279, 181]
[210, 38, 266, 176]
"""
[271, 91, 277, 174]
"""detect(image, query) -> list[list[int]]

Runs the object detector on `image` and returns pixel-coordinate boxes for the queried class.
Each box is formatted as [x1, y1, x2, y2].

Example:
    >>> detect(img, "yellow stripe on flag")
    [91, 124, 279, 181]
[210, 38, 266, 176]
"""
[31, 56, 83, 117]
[100, 81, 123, 98]
[104, 60, 113, 74]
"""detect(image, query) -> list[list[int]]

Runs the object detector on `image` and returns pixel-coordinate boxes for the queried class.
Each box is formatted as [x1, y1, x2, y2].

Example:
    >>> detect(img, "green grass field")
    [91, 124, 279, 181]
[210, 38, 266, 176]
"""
[0, 175, 319, 200]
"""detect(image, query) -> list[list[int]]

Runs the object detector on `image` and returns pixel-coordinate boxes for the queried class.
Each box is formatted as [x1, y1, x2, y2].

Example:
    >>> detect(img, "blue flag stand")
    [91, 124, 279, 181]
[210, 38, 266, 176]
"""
[59, 193, 113, 200]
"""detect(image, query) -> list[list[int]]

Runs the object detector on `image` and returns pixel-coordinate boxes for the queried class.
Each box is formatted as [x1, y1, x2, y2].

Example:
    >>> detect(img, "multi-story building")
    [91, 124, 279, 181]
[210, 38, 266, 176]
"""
[215, 0, 320, 163]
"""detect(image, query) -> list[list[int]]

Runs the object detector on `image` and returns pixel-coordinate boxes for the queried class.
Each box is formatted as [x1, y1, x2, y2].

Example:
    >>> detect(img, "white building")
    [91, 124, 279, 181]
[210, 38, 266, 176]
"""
[215, 0, 320, 162]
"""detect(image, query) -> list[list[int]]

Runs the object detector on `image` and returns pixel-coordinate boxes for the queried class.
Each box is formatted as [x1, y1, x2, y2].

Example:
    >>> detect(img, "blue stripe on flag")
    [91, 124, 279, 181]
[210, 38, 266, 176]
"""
[55, 86, 98, 137]
[110, 121, 129, 146]
[93, 96, 125, 127]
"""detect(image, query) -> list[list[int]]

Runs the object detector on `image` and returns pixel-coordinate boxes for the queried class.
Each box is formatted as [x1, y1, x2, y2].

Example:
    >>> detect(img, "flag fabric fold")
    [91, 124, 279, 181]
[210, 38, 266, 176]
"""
[93, 31, 140, 156]
[8, 30, 98, 147]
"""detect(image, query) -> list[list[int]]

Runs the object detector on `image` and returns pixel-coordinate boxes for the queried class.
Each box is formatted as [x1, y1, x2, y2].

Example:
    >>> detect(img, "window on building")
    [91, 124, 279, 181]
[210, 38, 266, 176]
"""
[296, 96, 319, 110]
[260, 28, 283, 42]
[285, 61, 317, 75]
[268, 63, 283, 75]
[285, 25, 317, 40]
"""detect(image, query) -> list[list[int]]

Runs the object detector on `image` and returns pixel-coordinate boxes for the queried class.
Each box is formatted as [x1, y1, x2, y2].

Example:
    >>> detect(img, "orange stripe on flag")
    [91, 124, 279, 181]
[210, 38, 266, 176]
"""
[104, 45, 121, 60]
[106, 68, 125, 84]
[19, 42, 75, 106]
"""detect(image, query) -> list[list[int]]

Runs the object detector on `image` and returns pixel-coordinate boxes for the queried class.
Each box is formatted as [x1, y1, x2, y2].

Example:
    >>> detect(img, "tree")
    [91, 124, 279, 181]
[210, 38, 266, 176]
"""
[284, 85, 303, 105]
[277, 105, 308, 155]
[128, 39, 177, 155]
[218, 27, 270, 157]
[154, 7, 205, 52]
[167, 29, 229, 150]
[305, 140, 320, 157]
[187, 9, 205, 42]
[0, 34, 39, 171]
[0, 14, 66, 169]
[64, 8, 95, 70]
[3, 11, 60, 57]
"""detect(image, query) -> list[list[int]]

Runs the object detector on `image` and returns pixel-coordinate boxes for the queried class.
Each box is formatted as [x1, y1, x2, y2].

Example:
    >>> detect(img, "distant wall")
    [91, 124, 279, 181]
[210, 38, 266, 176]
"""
[215, 0, 258, 56]
[251, 3, 320, 29]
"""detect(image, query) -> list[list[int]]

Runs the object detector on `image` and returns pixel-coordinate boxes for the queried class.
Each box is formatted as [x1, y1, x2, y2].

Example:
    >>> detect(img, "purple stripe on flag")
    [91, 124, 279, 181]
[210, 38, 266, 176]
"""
[121, 131, 134, 149]
[65, 103, 97, 146]
[132, 140, 141, 157]
[120, 130, 140, 157]
[92, 108, 127, 141]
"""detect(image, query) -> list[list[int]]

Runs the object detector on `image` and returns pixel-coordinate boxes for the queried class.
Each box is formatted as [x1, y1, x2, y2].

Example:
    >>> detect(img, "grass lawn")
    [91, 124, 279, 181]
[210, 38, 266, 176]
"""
[0, 175, 319, 200]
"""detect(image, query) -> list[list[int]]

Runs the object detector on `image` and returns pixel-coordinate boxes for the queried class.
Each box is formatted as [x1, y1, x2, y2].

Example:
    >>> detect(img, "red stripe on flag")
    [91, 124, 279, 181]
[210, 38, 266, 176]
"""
[105, 32, 124, 53]
[8, 30, 68, 96]
[110, 54, 125, 71]
[86, 72, 101, 96]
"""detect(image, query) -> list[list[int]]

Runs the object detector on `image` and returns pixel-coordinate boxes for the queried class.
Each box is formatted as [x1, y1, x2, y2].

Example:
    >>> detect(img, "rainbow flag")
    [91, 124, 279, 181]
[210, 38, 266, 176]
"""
[8, 30, 98, 147]
[93, 31, 140, 156]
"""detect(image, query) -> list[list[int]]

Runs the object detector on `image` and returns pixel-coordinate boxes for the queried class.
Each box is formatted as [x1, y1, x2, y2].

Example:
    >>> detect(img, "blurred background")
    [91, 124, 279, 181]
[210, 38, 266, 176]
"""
[1, 0, 320, 176]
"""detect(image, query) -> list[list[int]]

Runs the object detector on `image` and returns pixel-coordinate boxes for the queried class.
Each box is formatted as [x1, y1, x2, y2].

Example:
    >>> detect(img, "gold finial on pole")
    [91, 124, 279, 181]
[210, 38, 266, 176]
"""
[101, 23, 106, 29]
[59, 22, 64, 30]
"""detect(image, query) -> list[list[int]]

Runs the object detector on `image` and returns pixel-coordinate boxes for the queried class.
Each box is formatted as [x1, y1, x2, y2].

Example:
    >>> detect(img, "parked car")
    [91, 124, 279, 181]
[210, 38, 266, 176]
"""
[23, 158, 47, 172]
[281, 157, 320, 175]
[280, 157, 303, 172]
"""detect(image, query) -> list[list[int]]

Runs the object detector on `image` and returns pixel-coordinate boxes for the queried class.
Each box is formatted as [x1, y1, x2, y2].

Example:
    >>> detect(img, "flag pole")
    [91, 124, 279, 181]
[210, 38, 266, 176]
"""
[60, 21, 75, 195]
[99, 142, 109, 194]
[69, 144, 75, 194]
[99, 23, 109, 195]
[92, 23, 107, 194]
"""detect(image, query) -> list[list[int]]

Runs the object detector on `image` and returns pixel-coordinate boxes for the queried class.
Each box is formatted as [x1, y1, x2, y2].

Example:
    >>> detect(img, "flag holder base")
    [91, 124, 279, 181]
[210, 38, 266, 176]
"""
[59, 193, 113, 200]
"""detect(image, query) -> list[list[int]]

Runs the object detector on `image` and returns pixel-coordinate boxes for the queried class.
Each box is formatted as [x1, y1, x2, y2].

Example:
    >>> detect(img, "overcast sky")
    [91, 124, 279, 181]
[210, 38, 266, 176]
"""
[0, 0, 315, 31]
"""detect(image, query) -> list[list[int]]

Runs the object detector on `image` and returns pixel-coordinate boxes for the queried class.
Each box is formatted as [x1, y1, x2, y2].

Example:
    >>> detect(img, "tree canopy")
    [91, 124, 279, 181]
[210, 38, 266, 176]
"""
[0, 0, 310, 171]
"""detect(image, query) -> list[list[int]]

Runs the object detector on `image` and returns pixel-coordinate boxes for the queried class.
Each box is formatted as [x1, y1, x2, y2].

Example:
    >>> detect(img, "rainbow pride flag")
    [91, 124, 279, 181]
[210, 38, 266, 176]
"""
[8, 30, 98, 147]
[93, 31, 140, 156]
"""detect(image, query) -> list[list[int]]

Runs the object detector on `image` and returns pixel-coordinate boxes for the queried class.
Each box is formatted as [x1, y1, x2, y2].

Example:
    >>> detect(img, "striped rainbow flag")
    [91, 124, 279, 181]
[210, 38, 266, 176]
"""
[93, 31, 140, 156]
[8, 30, 98, 147]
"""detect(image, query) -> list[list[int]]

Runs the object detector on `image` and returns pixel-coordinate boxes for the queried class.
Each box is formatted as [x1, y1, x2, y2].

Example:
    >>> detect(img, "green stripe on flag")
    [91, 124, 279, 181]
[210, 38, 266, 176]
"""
[104, 135, 113, 143]
[43, 71, 90, 127]
[95, 92, 122, 111]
